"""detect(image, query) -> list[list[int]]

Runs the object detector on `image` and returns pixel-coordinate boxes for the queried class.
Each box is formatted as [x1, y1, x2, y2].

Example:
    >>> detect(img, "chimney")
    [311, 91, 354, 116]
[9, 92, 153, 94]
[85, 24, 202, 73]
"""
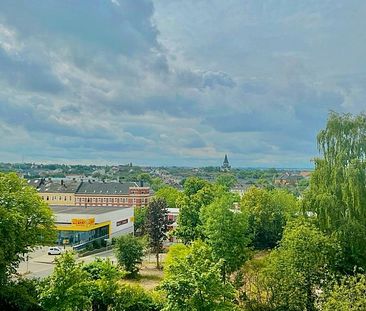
[61, 179, 64, 186]
[140, 180, 144, 187]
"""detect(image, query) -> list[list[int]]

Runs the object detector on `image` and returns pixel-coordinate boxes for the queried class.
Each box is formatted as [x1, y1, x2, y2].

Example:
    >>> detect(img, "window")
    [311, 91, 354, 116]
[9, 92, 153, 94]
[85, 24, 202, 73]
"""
[46, 196, 49, 201]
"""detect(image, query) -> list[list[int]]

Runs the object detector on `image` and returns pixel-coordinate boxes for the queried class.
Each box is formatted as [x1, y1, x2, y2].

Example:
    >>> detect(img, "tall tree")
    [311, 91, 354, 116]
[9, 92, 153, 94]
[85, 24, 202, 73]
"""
[304, 112, 366, 270]
[38, 252, 91, 311]
[201, 195, 251, 273]
[161, 240, 237, 311]
[145, 198, 171, 269]
[264, 219, 339, 311]
[155, 186, 182, 209]
[175, 183, 226, 244]
[241, 187, 298, 249]
[0, 173, 56, 284]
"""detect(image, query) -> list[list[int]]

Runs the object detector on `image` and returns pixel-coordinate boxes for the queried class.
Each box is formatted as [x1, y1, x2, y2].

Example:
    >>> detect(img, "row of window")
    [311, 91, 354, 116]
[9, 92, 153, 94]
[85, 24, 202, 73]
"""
[42, 196, 73, 201]
[75, 197, 149, 204]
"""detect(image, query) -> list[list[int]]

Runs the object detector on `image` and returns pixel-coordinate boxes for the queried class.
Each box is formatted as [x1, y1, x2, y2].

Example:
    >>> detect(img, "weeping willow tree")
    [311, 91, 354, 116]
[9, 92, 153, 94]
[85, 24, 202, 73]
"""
[304, 112, 366, 270]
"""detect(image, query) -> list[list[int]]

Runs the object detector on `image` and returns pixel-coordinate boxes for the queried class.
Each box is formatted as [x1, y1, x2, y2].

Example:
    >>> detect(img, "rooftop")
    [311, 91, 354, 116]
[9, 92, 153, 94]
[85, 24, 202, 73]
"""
[50, 205, 130, 215]
[76, 181, 138, 195]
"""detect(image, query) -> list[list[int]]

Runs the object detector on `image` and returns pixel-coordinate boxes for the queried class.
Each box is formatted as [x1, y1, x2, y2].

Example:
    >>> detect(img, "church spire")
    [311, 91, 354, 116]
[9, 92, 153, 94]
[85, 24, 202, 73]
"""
[221, 154, 231, 171]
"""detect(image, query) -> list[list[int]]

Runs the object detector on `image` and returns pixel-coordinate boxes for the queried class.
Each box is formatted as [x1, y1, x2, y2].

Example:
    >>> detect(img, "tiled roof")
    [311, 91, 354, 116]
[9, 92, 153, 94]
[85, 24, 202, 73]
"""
[76, 181, 138, 195]
[39, 180, 80, 193]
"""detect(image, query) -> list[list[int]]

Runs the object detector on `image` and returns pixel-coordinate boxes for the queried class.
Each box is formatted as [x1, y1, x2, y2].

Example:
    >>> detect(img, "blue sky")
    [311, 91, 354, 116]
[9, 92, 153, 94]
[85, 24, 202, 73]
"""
[0, 0, 365, 167]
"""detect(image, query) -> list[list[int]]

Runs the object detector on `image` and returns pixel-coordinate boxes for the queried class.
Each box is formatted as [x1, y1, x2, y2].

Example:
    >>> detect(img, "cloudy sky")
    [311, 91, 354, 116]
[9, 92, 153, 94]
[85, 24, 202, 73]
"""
[0, 0, 365, 167]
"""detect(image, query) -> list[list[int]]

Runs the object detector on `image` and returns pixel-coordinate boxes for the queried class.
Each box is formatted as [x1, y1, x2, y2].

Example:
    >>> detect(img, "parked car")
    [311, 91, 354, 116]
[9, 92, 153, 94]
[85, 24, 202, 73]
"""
[48, 247, 62, 255]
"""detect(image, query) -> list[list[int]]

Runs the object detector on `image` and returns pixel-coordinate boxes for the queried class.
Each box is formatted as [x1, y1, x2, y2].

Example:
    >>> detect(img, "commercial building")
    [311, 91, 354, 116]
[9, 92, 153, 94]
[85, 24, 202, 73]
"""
[51, 205, 134, 246]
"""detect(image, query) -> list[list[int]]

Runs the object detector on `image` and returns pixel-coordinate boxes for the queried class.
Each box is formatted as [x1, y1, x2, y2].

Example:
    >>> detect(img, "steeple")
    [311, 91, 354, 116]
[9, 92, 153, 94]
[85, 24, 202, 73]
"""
[221, 154, 231, 171]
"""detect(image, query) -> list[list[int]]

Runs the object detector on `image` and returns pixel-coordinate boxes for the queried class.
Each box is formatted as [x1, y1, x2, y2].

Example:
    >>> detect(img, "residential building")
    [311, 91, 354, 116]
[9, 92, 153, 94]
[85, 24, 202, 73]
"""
[74, 181, 151, 208]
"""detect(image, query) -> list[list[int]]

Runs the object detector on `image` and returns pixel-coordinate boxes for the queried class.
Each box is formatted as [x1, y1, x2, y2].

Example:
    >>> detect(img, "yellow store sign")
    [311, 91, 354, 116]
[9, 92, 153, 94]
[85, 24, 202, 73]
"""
[71, 218, 95, 226]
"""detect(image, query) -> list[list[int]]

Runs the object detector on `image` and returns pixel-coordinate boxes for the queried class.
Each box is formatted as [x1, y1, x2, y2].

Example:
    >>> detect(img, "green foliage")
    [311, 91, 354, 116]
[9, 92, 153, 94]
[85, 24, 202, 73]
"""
[0, 173, 56, 283]
[161, 240, 237, 311]
[183, 177, 209, 197]
[115, 234, 145, 277]
[163, 244, 189, 278]
[264, 219, 340, 311]
[304, 112, 366, 270]
[38, 252, 91, 311]
[322, 273, 366, 311]
[83, 257, 122, 280]
[114, 284, 165, 311]
[155, 186, 182, 209]
[215, 174, 237, 190]
[150, 177, 166, 192]
[175, 183, 227, 244]
[241, 187, 298, 249]
[201, 195, 251, 273]
[146, 198, 171, 268]
[0, 278, 43, 311]
[134, 207, 147, 236]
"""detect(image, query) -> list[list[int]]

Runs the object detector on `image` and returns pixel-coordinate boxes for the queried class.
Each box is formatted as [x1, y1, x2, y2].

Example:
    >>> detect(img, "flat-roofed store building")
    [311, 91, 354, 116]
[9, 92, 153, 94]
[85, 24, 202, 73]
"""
[51, 205, 134, 246]
[75, 181, 150, 208]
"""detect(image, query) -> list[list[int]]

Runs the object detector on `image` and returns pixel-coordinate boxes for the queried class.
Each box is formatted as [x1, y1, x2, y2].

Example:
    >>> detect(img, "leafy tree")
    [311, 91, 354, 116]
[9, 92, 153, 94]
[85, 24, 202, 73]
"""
[161, 240, 237, 311]
[134, 207, 147, 236]
[0, 278, 43, 311]
[241, 187, 298, 249]
[175, 183, 226, 244]
[83, 258, 122, 311]
[115, 234, 144, 277]
[183, 177, 209, 197]
[201, 195, 251, 273]
[145, 198, 171, 268]
[322, 273, 366, 311]
[264, 219, 340, 311]
[150, 177, 165, 192]
[0, 173, 56, 283]
[303, 112, 366, 270]
[38, 252, 91, 311]
[215, 174, 237, 190]
[155, 186, 182, 209]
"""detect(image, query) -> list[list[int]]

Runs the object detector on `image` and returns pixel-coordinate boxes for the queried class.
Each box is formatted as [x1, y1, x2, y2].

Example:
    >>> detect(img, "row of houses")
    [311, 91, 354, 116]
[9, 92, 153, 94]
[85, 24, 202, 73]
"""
[27, 178, 152, 208]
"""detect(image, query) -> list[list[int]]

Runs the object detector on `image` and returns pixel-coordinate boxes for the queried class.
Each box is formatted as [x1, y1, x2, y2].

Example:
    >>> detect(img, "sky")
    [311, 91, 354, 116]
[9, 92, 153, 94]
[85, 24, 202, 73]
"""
[0, 0, 365, 167]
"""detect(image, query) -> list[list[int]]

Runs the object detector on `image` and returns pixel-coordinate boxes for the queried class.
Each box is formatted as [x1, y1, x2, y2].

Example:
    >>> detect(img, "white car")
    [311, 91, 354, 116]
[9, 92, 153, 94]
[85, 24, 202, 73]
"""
[48, 247, 62, 255]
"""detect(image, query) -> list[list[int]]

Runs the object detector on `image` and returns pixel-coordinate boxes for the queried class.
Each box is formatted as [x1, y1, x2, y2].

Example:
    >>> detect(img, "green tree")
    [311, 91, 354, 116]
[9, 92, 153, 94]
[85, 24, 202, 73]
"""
[155, 186, 182, 209]
[150, 177, 165, 192]
[115, 235, 144, 277]
[264, 219, 339, 311]
[175, 183, 226, 244]
[134, 207, 147, 236]
[215, 174, 237, 191]
[0, 278, 43, 311]
[201, 195, 251, 273]
[83, 258, 122, 311]
[183, 177, 209, 197]
[303, 112, 366, 270]
[0, 173, 56, 283]
[38, 252, 91, 311]
[241, 187, 298, 249]
[322, 274, 366, 311]
[145, 198, 171, 268]
[161, 240, 237, 311]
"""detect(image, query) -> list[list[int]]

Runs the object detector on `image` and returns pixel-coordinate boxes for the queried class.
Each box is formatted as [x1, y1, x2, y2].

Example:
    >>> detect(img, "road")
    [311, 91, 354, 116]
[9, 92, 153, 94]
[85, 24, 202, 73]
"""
[17, 247, 117, 279]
